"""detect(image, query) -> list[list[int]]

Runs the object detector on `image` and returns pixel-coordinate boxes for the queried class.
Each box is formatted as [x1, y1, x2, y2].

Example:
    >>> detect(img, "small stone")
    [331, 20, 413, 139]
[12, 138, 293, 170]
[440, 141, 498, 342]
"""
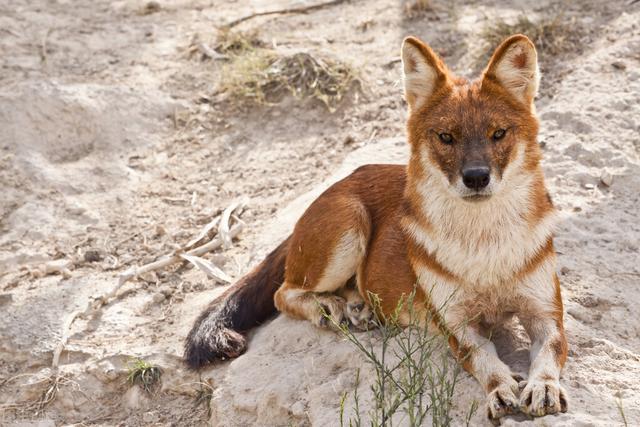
[159, 286, 174, 297]
[290, 401, 306, 417]
[141, 1, 161, 15]
[67, 206, 86, 216]
[152, 293, 166, 304]
[584, 183, 595, 190]
[84, 249, 103, 263]
[143, 411, 157, 423]
[560, 266, 570, 276]
[611, 61, 626, 70]
[0, 293, 12, 305]
[154, 224, 167, 237]
[600, 170, 614, 187]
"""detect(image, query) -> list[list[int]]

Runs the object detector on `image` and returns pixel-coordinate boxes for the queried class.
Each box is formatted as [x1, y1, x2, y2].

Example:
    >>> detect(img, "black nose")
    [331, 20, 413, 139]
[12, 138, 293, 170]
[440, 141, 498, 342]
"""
[462, 165, 490, 190]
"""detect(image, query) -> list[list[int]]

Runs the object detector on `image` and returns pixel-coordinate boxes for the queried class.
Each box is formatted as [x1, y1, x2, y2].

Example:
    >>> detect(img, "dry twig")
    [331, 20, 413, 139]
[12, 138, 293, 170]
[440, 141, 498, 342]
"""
[226, 0, 348, 28]
[109, 222, 243, 307]
[219, 200, 244, 249]
[180, 253, 233, 284]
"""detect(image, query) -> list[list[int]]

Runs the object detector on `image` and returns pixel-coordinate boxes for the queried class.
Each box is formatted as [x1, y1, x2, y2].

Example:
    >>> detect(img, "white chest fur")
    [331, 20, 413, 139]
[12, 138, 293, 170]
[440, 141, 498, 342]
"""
[405, 147, 558, 287]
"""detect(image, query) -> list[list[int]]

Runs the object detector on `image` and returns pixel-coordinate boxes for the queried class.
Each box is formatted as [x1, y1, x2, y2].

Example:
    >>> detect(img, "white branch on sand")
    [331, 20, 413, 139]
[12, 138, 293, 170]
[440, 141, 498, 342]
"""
[180, 253, 233, 284]
[219, 199, 245, 249]
[30, 259, 73, 279]
[185, 215, 220, 249]
[110, 222, 243, 307]
[52, 309, 84, 369]
[45, 201, 246, 375]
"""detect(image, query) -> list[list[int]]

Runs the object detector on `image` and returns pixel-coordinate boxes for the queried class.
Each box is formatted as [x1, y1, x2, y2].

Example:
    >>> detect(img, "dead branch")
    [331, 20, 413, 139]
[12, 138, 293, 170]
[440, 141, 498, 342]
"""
[185, 215, 220, 250]
[226, 0, 348, 28]
[180, 253, 233, 283]
[52, 310, 81, 368]
[219, 200, 244, 249]
[105, 222, 243, 308]
[198, 42, 228, 60]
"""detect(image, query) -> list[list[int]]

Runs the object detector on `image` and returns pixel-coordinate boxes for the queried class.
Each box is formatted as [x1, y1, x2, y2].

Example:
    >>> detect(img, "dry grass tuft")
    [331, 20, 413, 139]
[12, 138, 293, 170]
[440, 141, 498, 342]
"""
[481, 15, 580, 60]
[403, 0, 432, 19]
[127, 359, 162, 394]
[193, 380, 214, 417]
[0, 372, 76, 416]
[219, 50, 359, 111]
[215, 28, 264, 55]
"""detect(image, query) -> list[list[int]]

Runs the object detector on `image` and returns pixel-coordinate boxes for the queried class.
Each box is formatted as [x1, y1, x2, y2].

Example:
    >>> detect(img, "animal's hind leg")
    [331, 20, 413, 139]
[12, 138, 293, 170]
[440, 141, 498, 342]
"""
[275, 283, 349, 327]
[274, 196, 370, 328]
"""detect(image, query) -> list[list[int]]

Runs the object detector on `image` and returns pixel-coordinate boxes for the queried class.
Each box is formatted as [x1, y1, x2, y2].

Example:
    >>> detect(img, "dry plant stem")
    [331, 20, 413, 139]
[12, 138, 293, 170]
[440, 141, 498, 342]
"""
[219, 200, 244, 249]
[226, 0, 348, 28]
[198, 42, 228, 60]
[185, 215, 221, 249]
[114, 222, 244, 297]
[52, 309, 84, 369]
[180, 253, 233, 284]
[47, 202, 244, 381]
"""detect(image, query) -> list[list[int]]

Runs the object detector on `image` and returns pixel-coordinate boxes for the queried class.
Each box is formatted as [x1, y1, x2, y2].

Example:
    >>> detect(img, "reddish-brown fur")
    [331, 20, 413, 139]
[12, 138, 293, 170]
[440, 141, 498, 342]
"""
[186, 34, 568, 422]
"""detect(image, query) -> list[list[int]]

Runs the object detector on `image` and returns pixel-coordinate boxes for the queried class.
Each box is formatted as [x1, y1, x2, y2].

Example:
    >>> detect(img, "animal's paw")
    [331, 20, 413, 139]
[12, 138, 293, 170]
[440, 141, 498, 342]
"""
[519, 377, 568, 417]
[345, 301, 374, 331]
[315, 295, 347, 329]
[486, 377, 520, 425]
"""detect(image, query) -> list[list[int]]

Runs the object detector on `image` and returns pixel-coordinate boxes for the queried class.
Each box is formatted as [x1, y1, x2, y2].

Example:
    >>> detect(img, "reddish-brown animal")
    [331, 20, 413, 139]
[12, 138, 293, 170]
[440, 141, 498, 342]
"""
[185, 35, 568, 423]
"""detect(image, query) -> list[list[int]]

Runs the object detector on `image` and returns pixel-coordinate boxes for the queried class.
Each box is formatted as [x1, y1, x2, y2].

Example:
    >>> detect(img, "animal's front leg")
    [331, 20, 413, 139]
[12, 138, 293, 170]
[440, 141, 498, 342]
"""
[423, 276, 521, 423]
[447, 325, 521, 423]
[519, 274, 569, 416]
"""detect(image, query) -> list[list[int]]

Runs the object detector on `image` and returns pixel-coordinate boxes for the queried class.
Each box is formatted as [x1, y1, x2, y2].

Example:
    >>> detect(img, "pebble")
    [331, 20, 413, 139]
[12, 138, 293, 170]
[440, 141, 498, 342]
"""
[84, 249, 103, 263]
[0, 293, 12, 305]
[611, 61, 627, 70]
[143, 411, 158, 423]
[600, 170, 614, 187]
[152, 293, 166, 304]
[290, 401, 306, 417]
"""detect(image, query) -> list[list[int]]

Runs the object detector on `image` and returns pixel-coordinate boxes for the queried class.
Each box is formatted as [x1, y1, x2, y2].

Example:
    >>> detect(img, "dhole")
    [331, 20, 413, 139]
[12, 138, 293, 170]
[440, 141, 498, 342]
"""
[185, 34, 568, 423]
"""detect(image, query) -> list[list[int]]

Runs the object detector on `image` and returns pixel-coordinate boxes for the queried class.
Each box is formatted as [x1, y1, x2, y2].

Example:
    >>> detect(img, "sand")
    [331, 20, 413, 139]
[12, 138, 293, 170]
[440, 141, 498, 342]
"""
[1, 0, 638, 425]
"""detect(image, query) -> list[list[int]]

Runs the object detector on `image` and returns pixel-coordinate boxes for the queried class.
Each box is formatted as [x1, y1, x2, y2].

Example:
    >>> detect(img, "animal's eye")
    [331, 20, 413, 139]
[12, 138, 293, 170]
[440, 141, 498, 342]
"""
[438, 133, 453, 144]
[492, 129, 506, 141]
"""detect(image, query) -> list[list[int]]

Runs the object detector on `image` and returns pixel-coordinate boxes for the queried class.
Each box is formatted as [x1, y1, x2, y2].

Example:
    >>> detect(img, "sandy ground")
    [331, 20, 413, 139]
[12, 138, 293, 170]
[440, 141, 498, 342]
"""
[1, 0, 639, 425]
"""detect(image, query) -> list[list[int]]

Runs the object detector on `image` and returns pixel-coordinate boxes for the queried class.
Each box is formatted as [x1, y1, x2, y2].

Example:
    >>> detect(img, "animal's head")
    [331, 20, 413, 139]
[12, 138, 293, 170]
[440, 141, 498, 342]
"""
[402, 35, 541, 202]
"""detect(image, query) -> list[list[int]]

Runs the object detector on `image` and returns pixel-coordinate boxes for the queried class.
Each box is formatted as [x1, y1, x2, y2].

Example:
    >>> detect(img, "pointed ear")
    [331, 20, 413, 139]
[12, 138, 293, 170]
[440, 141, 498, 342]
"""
[401, 36, 450, 111]
[483, 34, 540, 106]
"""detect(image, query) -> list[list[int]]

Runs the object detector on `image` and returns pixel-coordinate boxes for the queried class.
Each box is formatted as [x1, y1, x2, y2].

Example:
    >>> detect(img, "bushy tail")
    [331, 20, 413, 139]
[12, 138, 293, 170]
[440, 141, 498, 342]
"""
[184, 237, 290, 369]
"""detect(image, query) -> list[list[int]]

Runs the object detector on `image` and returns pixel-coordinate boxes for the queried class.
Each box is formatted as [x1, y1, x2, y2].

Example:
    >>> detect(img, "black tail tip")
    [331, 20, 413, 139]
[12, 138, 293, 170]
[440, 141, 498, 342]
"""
[184, 327, 247, 370]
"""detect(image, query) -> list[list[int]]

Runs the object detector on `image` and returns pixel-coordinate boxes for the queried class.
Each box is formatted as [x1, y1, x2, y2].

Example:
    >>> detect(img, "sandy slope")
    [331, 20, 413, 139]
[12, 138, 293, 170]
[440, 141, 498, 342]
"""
[1, 0, 639, 426]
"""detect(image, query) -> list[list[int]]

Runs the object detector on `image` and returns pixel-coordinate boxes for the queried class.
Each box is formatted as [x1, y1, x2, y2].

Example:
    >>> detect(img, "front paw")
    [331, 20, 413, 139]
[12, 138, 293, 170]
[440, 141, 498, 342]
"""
[519, 377, 568, 417]
[486, 378, 520, 424]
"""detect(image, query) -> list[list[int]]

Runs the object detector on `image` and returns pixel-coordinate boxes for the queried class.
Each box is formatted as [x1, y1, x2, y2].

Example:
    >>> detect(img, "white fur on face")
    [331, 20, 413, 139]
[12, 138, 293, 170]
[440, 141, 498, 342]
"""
[406, 143, 558, 286]
[423, 141, 526, 200]
[451, 173, 499, 199]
